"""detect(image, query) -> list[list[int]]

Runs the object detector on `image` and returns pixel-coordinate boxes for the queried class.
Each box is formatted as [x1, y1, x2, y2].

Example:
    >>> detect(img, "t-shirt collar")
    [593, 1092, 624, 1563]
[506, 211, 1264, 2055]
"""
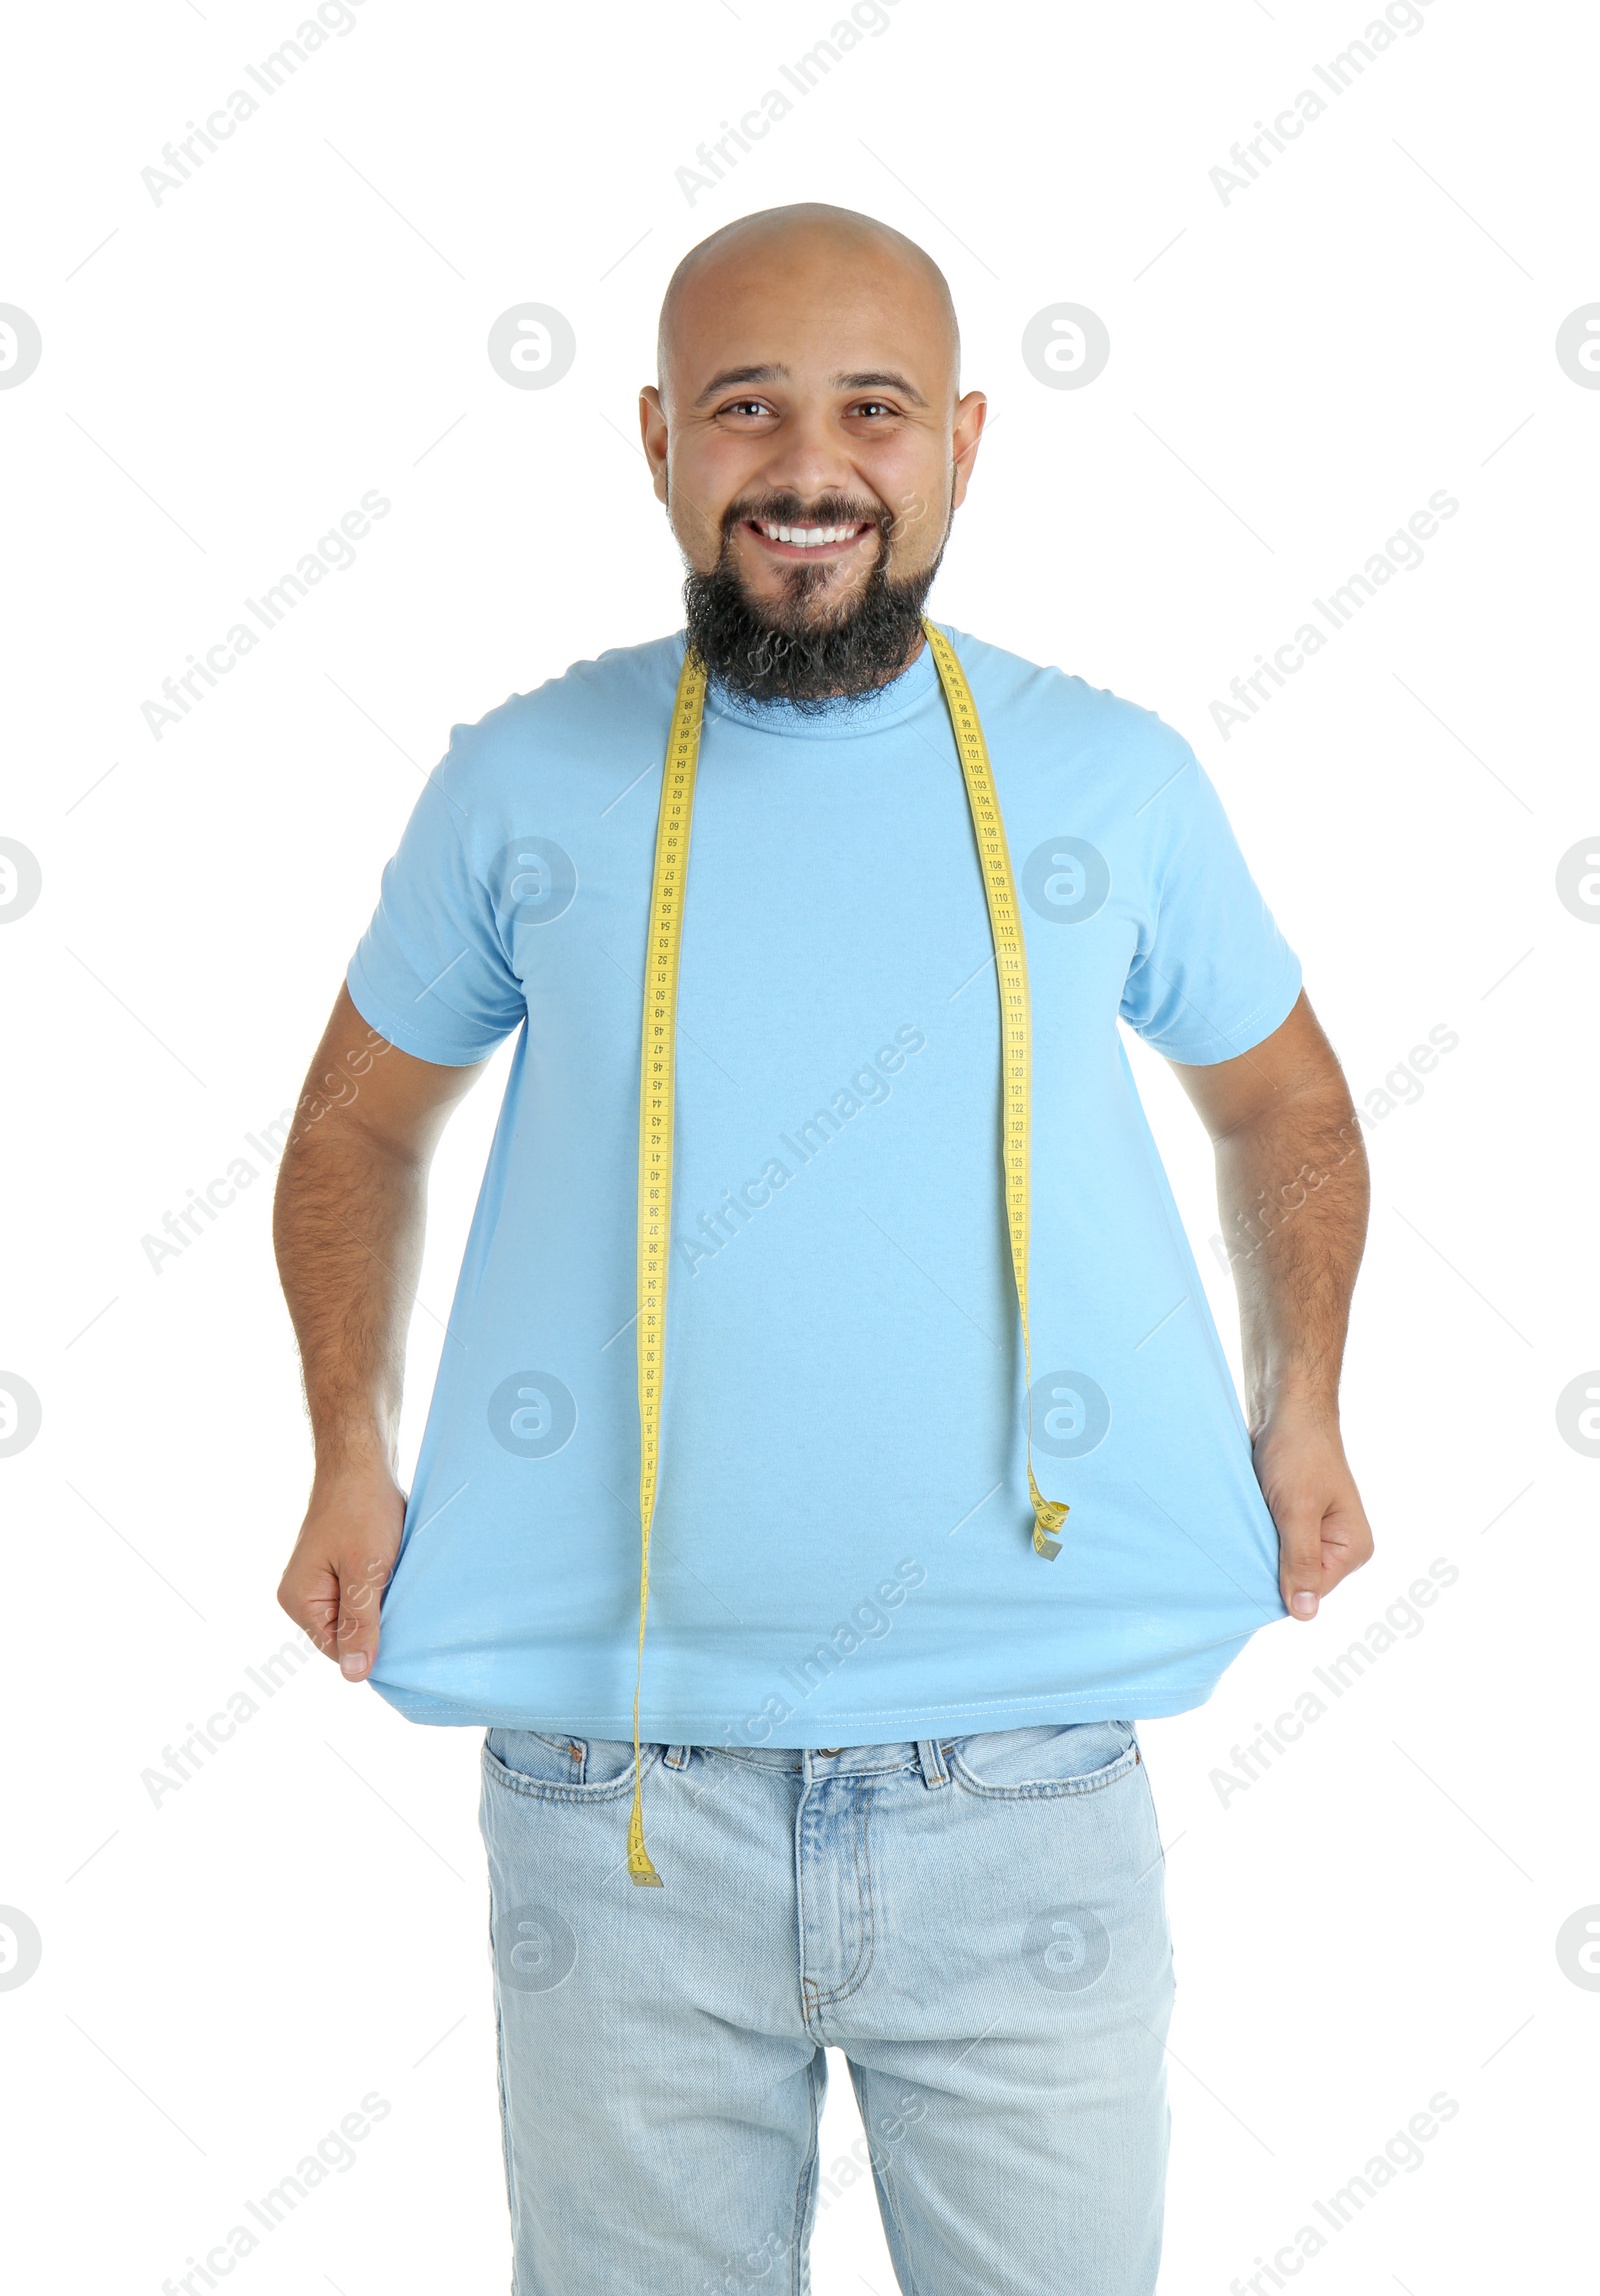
[692, 631, 942, 741]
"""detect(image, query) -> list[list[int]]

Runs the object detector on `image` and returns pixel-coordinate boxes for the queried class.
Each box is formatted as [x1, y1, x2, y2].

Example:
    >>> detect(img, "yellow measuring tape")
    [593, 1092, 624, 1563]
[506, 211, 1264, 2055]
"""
[626, 618, 1068, 1886]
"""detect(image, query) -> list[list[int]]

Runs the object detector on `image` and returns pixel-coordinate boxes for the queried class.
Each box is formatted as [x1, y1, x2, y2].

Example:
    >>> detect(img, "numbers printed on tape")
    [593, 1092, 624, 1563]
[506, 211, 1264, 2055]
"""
[922, 623, 1069, 1560]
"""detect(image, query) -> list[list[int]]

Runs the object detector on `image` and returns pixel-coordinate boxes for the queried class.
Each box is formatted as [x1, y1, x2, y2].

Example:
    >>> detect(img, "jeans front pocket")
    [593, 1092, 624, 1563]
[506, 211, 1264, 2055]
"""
[947, 1719, 1140, 1799]
[483, 1728, 650, 1802]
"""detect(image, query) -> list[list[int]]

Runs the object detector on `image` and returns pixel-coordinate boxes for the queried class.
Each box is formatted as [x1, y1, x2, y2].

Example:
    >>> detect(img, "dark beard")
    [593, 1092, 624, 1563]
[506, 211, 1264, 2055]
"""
[682, 492, 946, 712]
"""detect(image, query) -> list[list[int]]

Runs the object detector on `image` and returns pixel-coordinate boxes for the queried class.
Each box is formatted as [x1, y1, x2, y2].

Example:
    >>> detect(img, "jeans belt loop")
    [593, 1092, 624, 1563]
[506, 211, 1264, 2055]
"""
[916, 1738, 950, 1789]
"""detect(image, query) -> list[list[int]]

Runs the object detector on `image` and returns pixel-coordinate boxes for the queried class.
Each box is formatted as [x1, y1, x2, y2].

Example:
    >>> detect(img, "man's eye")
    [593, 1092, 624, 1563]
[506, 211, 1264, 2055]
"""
[720, 399, 771, 418]
[851, 401, 896, 419]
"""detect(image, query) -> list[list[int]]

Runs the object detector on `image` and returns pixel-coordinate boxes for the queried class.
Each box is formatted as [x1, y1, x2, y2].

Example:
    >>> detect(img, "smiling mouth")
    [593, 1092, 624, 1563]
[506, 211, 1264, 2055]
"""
[743, 518, 876, 560]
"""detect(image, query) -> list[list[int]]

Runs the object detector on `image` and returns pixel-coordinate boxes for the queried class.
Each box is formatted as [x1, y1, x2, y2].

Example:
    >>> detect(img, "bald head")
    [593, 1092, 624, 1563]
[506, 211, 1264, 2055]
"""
[657, 203, 959, 409]
[638, 201, 985, 702]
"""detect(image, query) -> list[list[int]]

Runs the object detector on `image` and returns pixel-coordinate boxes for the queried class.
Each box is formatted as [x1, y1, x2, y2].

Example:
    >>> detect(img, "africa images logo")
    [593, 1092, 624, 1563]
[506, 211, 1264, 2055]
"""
[487, 1372, 578, 1459]
[486, 307, 577, 390]
[0, 305, 42, 389]
[1029, 1370, 1111, 1459]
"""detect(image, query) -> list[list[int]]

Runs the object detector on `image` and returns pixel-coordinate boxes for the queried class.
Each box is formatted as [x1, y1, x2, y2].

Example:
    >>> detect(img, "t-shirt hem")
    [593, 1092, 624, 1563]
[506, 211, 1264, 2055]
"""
[1135, 956, 1303, 1067]
[368, 1673, 1244, 1739]
[345, 957, 511, 1067]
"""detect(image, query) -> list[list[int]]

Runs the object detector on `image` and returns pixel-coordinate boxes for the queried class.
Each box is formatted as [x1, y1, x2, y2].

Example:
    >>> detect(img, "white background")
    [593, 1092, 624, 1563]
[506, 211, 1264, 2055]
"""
[1, 0, 1595, 2289]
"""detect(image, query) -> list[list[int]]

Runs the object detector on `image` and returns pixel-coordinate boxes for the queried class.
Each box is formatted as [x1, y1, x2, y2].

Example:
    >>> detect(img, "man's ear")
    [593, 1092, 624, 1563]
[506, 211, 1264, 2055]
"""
[950, 390, 987, 512]
[639, 386, 670, 506]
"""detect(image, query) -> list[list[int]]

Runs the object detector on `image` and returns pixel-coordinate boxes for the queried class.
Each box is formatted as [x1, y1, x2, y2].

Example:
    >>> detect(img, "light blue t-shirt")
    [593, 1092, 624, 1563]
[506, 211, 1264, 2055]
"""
[346, 625, 1302, 1745]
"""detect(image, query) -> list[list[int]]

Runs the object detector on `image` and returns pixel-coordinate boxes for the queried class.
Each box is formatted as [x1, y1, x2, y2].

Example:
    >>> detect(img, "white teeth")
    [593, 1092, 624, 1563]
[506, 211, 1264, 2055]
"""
[759, 521, 858, 546]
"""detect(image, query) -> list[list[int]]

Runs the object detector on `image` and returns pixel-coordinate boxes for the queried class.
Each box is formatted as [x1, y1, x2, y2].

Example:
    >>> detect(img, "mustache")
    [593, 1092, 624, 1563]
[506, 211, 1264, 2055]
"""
[722, 490, 893, 543]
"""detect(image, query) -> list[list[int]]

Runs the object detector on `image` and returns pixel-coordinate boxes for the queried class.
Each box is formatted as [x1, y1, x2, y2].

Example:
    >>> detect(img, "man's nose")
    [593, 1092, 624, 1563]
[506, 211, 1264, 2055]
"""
[749, 411, 863, 506]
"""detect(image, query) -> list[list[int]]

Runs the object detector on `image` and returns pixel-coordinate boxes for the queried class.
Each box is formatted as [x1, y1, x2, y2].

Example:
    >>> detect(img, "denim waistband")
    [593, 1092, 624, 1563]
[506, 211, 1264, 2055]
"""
[702, 1739, 952, 1786]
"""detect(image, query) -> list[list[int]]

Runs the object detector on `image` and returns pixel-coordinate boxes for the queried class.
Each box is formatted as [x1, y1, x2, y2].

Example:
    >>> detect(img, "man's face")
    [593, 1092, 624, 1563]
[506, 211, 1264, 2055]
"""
[641, 231, 984, 701]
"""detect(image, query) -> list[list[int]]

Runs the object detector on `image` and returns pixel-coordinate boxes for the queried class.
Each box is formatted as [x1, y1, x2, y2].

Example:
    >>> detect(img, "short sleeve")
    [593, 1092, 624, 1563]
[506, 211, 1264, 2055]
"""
[345, 754, 527, 1066]
[1119, 740, 1302, 1065]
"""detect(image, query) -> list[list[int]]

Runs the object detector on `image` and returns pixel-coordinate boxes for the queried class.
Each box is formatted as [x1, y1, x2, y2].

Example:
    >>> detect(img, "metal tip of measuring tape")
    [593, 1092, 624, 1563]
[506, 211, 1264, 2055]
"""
[1028, 1472, 1069, 1540]
[627, 1806, 664, 1887]
[1030, 1483, 1068, 1560]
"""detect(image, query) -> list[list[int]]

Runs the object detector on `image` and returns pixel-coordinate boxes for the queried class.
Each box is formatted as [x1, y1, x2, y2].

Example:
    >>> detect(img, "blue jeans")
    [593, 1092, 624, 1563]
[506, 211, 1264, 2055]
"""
[479, 1722, 1174, 2295]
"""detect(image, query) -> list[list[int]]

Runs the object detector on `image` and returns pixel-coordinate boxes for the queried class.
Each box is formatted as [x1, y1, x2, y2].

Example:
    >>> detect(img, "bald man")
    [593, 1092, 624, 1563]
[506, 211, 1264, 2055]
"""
[275, 205, 1372, 2295]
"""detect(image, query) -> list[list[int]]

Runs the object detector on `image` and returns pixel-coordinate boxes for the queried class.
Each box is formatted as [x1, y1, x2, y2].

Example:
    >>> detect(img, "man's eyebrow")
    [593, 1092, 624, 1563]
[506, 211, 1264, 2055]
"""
[691, 364, 929, 410]
[693, 364, 788, 406]
[833, 370, 928, 408]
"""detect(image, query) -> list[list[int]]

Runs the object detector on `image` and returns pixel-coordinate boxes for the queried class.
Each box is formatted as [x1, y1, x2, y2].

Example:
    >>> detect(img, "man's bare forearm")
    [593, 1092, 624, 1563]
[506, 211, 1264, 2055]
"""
[272, 1118, 427, 1475]
[1214, 1080, 1369, 1437]
[273, 993, 484, 1678]
[1167, 994, 1374, 1616]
